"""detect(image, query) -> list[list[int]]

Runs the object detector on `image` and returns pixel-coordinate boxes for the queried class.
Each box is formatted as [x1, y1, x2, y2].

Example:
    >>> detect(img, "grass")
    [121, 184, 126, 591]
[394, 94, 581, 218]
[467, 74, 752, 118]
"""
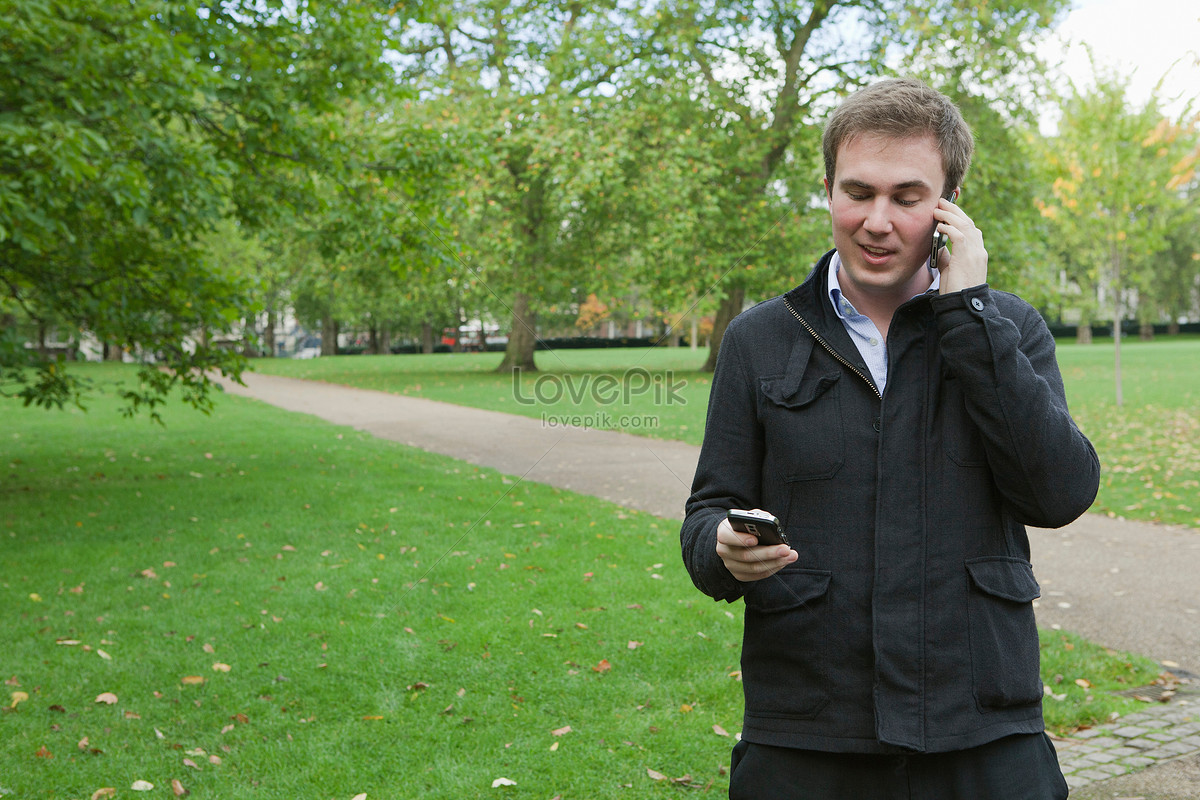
[251, 336, 1200, 529]
[0, 364, 1171, 798]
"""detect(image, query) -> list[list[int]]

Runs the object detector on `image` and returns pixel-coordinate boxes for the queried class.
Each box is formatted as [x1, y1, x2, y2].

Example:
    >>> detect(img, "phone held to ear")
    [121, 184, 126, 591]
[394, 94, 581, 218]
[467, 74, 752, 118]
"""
[727, 509, 788, 546]
[930, 194, 956, 271]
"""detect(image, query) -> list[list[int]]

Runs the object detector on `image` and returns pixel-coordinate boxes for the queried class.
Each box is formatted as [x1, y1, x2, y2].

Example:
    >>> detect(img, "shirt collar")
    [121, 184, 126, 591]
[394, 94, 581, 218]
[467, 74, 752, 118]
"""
[827, 251, 941, 319]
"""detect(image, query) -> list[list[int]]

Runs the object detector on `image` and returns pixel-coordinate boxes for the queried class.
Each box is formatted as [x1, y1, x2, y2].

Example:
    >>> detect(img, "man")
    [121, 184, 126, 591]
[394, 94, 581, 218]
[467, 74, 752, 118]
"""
[681, 78, 1100, 799]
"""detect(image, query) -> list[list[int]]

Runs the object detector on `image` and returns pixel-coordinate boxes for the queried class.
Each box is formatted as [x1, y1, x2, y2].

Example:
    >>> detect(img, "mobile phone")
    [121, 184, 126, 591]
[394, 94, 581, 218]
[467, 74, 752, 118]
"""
[930, 195, 956, 271]
[727, 509, 788, 546]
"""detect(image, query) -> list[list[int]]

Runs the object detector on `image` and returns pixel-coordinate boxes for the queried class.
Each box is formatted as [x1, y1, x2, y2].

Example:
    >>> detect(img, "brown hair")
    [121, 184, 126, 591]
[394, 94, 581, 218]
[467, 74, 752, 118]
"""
[822, 78, 974, 198]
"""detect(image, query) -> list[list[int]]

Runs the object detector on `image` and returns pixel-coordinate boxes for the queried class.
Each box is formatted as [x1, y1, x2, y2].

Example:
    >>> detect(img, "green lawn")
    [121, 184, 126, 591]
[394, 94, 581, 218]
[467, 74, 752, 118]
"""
[251, 337, 1200, 529]
[1, 365, 1166, 798]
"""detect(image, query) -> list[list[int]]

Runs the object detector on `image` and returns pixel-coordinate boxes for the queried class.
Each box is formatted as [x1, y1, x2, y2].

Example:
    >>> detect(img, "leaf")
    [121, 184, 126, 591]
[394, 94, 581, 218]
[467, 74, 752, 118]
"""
[551, 725, 572, 736]
[351, 795, 367, 800]
[131, 780, 155, 791]
[10, 691, 28, 708]
[183, 758, 201, 770]
[592, 659, 612, 673]
[91, 790, 116, 800]
[36, 745, 53, 758]
[491, 777, 517, 787]
[95, 692, 118, 704]
[181, 676, 206, 685]
[212, 662, 232, 673]
[713, 724, 730, 737]
[171, 779, 189, 797]
[647, 768, 668, 781]
[1074, 678, 1093, 689]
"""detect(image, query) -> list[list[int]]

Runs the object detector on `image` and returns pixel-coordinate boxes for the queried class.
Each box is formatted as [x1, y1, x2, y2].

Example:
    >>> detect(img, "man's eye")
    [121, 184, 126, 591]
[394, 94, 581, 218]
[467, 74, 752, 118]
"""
[896, 198, 919, 207]
[848, 193, 869, 201]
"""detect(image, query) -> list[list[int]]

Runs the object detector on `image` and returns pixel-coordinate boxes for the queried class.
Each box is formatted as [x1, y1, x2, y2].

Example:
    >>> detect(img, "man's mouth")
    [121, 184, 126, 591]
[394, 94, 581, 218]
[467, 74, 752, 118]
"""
[859, 244, 893, 264]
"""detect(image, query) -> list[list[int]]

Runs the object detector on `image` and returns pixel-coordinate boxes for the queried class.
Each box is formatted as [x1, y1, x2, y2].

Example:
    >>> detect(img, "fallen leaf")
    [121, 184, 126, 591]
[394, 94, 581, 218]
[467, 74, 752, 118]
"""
[180, 676, 205, 685]
[680, 703, 693, 713]
[351, 795, 367, 800]
[183, 758, 201, 770]
[491, 777, 517, 787]
[627, 640, 643, 650]
[551, 725, 572, 736]
[97, 650, 112, 661]
[95, 692, 118, 705]
[1075, 678, 1093, 689]
[592, 659, 612, 673]
[647, 768, 668, 781]
[91, 790, 116, 800]
[131, 780, 154, 791]
[36, 745, 53, 758]
[550, 741, 559, 751]
[78, 736, 89, 751]
[203, 643, 216, 654]
[713, 724, 730, 737]
[171, 779, 189, 797]
[212, 662, 232, 673]
[208, 755, 221, 765]
[10, 690, 28, 708]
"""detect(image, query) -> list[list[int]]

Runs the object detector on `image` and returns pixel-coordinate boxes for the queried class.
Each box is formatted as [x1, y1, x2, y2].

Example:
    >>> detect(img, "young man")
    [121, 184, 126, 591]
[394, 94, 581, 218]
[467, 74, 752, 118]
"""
[681, 78, 1100, 799]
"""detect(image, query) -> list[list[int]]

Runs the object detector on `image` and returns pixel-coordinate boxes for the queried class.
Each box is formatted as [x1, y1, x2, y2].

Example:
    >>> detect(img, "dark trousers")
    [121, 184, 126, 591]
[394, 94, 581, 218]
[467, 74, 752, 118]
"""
[729, 733, 1069, 800]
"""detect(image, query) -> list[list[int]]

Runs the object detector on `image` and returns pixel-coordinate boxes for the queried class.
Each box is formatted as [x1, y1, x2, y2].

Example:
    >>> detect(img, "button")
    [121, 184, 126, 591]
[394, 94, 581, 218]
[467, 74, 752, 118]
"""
[873, 417, 881, 432]
[970, 297, 985, 312]
[869, 337, 879, 347]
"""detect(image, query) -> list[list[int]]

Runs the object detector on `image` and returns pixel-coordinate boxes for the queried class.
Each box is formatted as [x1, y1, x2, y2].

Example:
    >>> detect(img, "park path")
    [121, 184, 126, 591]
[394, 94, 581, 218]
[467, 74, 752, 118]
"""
[217, 370, 1200, 796]
[217, 371, 1200, 673]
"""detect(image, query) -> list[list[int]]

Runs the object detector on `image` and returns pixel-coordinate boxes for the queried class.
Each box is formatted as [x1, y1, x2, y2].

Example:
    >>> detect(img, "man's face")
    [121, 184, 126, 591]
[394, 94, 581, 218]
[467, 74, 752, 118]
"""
[824, 133, 948, 305]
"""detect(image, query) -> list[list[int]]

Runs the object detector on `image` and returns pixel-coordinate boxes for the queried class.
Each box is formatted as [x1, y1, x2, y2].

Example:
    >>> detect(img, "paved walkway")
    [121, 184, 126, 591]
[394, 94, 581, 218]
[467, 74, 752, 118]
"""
[217, 371, 1200, 796]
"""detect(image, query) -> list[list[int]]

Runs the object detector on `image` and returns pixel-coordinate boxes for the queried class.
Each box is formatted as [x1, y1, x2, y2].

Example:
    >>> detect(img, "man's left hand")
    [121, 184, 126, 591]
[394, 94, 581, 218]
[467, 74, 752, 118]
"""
[934, 198, 989, 295]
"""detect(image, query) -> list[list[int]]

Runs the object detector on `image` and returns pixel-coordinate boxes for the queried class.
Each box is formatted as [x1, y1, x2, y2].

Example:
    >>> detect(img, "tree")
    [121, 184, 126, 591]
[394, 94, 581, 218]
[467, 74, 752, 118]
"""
[627, 0, 1070, 370]
[394, 1, 659, 372]
[0, 0, 392, 416]
[1035, 72, 1198, 404]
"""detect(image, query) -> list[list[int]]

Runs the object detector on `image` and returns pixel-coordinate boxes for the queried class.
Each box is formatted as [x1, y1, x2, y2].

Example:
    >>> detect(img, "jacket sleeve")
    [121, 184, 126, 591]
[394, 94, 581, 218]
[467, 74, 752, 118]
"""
[680, 317, 764, 602]
[932, 285, 1100, 528]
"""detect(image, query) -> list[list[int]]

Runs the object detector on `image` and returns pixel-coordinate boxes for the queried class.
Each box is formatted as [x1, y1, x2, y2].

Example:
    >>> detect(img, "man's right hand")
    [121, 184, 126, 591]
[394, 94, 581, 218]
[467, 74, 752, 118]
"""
[716, 516, 797, 581]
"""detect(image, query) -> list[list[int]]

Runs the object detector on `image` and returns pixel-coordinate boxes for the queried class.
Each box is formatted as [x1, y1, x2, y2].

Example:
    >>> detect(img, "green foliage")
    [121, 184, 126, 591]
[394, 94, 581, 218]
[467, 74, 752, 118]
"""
[0, 0, 394, 414]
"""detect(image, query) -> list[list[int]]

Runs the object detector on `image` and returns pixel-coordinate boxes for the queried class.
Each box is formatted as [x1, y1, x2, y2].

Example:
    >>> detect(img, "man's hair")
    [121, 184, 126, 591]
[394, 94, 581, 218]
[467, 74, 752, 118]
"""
[822, 78, 974, 198]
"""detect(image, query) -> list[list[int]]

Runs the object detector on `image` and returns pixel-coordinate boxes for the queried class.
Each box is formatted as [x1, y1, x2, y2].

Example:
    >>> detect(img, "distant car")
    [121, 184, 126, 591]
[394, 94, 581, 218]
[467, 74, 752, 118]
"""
[293, 346, 321, 359]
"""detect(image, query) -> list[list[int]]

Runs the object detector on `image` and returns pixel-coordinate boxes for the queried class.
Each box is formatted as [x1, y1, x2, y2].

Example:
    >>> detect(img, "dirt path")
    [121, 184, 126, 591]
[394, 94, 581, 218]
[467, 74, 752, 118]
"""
[217, 371, 1200, 674]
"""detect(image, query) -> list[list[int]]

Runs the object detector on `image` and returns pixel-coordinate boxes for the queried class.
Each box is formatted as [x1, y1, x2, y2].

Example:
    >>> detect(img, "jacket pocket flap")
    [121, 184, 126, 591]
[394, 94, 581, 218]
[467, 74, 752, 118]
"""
[966, 557, 1040, 602]
[745, 568, 832, 613]
[760, 373, 840, 409]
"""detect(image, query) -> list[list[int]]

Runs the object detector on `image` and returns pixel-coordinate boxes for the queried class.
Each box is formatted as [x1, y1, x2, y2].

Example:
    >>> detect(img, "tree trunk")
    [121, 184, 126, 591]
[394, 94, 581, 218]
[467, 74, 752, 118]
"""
[1138, 323, 1154, 342]
[1168, 320, 1180, 336]
[702, 287, 746, 372]
[262, 311, 277, 357]
[321, 315, 338, 356]
[104, 342, 124, 361]
[421, 321, 435, 354]
[496, 291, 538, 372]
[367, 324, 381, 355]
[1076, 324, 1093, 345]
[378, 325, 391, 355]
[243, 315, 258, 358]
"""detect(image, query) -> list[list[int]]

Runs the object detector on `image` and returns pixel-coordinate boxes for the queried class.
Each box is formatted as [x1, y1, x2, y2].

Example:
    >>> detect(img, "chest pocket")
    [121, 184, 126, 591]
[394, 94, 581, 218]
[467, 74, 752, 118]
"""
[759, 372, 845, 481]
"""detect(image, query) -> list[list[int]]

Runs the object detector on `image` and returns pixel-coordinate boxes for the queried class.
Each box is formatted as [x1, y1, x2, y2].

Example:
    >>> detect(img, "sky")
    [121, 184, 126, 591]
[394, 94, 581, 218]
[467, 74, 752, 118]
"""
[1043, 0, 1200, 115]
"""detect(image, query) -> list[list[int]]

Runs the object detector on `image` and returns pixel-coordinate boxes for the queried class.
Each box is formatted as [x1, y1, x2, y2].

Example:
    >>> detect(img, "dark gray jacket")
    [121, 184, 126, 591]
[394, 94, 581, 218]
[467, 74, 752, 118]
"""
[681, 251, 1100, 754]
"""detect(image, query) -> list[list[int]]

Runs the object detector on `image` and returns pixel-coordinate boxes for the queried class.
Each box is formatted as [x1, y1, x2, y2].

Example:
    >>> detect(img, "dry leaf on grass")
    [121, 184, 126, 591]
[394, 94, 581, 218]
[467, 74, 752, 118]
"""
[94, 692, 118, 704]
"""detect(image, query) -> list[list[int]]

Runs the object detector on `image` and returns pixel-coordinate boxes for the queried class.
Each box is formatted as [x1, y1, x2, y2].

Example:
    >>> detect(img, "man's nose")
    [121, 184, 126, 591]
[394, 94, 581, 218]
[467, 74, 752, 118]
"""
[863, 199, 893, 234]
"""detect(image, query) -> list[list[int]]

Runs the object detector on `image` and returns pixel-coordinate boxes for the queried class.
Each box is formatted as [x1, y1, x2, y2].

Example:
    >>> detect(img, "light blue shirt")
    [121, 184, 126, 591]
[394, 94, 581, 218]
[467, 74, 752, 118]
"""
[827, 252, 940, 395]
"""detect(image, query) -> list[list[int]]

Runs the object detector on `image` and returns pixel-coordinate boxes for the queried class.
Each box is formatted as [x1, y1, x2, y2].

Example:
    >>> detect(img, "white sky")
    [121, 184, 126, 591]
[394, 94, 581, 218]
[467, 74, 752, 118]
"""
[1042, 0, 1200, 116]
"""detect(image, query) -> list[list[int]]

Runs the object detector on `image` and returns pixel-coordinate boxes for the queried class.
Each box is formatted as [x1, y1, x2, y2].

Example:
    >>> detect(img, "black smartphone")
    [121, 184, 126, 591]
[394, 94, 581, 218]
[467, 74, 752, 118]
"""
[930, 195, 956, 270]
[727, 509, 788, 546]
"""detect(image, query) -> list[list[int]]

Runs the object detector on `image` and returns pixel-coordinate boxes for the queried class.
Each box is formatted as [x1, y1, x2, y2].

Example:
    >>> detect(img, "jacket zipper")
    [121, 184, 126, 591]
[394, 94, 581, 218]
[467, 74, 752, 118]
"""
[783, 296, 882, 400]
